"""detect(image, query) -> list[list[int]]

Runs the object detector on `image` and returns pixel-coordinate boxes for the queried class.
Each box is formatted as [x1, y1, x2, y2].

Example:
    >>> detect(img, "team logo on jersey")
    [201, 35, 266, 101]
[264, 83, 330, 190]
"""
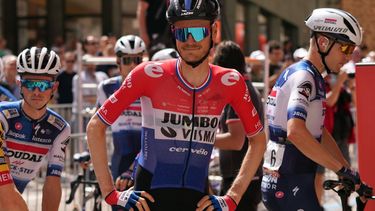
[161, 126, 177, 138]
[144, 63, 163, 78]
[221, 72, 240, 86]
[47, 115, 64, 130]
[297, 81, 312, 100]
[2, 108, 19, 119]
[275, 191, 284, 199]
[15, 122, 23, 130]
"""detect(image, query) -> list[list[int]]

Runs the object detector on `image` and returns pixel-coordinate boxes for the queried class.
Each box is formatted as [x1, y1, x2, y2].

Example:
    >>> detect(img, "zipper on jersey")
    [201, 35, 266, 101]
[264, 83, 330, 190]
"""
[182, 88, 196, 187]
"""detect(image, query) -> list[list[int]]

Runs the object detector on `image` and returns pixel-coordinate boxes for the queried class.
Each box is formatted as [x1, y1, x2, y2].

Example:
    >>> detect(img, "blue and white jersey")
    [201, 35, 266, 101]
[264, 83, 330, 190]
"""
[0, 101, 71, 192]
[97, 76, 142, 156]
[264, 60, 326, 174]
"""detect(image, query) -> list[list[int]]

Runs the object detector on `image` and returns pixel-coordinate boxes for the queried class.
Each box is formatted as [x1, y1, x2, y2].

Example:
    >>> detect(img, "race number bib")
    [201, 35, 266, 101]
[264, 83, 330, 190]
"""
[263, 141, 285, 170]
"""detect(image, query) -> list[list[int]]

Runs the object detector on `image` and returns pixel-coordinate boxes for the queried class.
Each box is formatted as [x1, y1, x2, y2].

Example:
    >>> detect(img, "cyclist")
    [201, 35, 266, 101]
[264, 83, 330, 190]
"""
[96, 35, 146, 192]
[262, 8, 368, 210]
[0, 124, 28, 211]
[0, 47, 71, 211]
[86, 0, 266, 210]
[150, 48, 179, 61]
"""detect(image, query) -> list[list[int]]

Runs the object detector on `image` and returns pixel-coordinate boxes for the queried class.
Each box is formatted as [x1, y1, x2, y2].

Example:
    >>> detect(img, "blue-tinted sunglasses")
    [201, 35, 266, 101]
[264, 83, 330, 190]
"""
[173, 27, 210, 42]
[21, 79, 54, 92]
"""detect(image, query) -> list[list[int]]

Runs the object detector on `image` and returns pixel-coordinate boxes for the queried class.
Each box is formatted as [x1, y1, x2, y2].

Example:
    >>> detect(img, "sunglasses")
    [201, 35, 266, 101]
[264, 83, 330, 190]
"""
[173, 27, 210, 42]
[121, 57, 143, 65]
[21, 79, 54, 92]
[337, 42, 356, 56]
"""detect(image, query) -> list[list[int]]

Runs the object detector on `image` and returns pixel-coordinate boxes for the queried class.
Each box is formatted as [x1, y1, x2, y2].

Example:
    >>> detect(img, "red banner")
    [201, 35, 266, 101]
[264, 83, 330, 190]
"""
[356, 63, 375, 210]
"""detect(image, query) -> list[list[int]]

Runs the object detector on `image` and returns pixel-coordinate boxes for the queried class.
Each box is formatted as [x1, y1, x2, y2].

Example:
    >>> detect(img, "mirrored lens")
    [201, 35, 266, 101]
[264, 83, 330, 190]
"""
[21, 80, 54, 92]
[121, 57, 143, 65]
[173, 27, 210, 42]
[339, 43, 356, 55]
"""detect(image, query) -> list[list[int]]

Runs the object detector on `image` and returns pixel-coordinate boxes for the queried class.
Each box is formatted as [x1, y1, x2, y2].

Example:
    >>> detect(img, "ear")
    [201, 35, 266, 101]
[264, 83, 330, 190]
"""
[211, 22, 218, 43]
[53, 81, 59, 92]
[318, 35, 330, 51]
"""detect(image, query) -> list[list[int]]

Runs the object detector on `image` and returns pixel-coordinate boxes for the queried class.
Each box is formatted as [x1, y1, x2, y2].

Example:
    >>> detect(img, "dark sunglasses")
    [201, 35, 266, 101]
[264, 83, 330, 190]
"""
[173, 27, 210, 42]
[121, 57, 143, 65]
[337, 42, 356, 56]
[21, 79, 54, 92]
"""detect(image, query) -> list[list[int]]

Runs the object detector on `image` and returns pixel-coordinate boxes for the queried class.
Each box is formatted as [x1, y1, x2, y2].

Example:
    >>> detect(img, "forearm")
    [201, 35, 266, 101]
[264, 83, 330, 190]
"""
[321, 128, 350, 167]
[86, 115, 114, 196]
[226, 131, 266, 204]
[287, 120, 343, 172]
[42, 177, 61, 211]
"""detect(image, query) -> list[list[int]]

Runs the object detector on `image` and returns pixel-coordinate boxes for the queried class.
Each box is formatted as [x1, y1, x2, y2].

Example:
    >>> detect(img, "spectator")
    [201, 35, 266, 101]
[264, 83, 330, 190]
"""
[213, 40, 264, 211]
[1, 55, 21, 99]
[293, 47, 308, 62]
[0, 37, 12, 57]
[249, 50, 265, 82]
[0, 58, 17, 102]
[83, 35, 99, 56]
[56, 51, 77, 104]
[267, 40, 286, 88]
[137, 0, 172, 58]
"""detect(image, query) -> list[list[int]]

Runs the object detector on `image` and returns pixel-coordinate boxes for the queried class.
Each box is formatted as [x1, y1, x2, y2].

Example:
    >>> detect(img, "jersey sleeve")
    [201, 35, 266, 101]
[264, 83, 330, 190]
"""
[228, 73, 263, 137]
[46, 124, 71, 177]
[287, 70, 315, 121]
[96, 63, 147, 126]
[0, 123, 12, 186]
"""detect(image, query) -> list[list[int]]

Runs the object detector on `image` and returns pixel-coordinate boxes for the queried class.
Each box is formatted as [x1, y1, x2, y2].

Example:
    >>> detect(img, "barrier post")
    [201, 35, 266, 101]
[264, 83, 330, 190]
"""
[356, 63, 375, 210]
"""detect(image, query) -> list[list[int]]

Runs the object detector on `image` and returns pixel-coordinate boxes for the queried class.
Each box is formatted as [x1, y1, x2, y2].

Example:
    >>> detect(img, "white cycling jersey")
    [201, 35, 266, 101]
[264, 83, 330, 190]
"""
[263, 60, 326, 174]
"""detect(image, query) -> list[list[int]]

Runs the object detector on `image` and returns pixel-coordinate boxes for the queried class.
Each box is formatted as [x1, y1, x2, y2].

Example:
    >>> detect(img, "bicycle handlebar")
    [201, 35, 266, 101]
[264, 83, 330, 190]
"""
[324, 179, 374, 199]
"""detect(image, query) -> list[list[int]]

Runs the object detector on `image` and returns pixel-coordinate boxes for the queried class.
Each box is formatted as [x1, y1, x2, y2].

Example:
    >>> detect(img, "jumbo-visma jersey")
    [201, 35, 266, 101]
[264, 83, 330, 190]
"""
[263, 60, 326, 174]
[0, 101, 71, 192]
[97, 59, 263, 192]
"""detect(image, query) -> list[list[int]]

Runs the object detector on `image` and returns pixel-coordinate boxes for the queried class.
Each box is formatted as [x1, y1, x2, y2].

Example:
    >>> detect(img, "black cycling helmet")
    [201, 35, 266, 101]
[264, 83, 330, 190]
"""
[166, 0, 220, 24]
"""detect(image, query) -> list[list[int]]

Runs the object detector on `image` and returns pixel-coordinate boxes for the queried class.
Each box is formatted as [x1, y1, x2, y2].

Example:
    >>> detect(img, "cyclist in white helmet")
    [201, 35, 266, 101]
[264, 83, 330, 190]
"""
[0, 47, 71, 211]
[96, 35, 146, 195]
[262, 8, 372, 210]
[151, 48, 179, 61]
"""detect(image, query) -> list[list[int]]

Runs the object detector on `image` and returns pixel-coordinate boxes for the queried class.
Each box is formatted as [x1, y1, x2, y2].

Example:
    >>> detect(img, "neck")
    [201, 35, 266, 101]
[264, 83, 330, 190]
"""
[22, 100, 46, 120]
[306, 52, 325, 74]
[179, 59, 210, 87]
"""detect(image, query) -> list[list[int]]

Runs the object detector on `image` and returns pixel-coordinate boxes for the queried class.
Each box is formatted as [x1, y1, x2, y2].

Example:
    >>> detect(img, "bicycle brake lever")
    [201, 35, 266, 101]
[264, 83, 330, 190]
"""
[66, 175, 84, 204]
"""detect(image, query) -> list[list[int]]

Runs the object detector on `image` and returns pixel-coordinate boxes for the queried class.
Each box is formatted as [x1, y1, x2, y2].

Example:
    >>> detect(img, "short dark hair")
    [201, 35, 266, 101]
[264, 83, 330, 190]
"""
[212, 40, 246, 74]
[268, 40, 282, 54]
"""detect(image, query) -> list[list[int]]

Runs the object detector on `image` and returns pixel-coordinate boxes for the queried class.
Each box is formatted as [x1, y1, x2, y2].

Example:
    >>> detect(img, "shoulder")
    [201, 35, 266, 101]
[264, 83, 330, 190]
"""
[132, 59, 177, 79]
[0, 101, 21, 119]
[210, 64, 245, 87]
[46, 109, 70, 131]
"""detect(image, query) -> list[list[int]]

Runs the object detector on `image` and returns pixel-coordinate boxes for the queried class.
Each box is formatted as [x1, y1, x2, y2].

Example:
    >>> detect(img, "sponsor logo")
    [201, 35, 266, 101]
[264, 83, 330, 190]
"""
[123, 72, 133, 88]
[47, 115, 64, 130]
[267, 96, 276, 106]
[313, 25, 348, 33]
[2, 108, 19, 119]
[50, 169, 62, 176]
[221, 72, 240, 86]
[159, 112, 219, 143]
[10, 165, 34, 174]
[324, 18, 337, 24]
[292, 186, 300, 196]
[7, 150, 43, 162]
[15, 122, 23, 130]
[0, 171, 12, 184]
[144, 63, 163, 78]
[169, 147, 208, 156]
[109, 95, 118, 103]
[32, 136, 52, 144]
[297, 81, 312, 100]
[8, 130, 26, 139]
[275, 191, 284, 199]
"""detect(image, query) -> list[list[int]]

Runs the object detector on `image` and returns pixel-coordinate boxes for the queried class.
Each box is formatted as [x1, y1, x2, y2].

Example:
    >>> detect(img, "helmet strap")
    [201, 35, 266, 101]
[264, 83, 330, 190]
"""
[314, 34, 335, 75]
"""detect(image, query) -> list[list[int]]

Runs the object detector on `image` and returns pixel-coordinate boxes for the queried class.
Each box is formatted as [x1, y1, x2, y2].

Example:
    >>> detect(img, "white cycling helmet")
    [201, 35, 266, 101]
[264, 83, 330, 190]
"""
[249, 50, 266, 61]
[305, 8, 362, 45]
[151, 48, 179, 61]
[115, 35, 146, 57]
[17, 46, 61, 76]
[293, 48, 308, 61]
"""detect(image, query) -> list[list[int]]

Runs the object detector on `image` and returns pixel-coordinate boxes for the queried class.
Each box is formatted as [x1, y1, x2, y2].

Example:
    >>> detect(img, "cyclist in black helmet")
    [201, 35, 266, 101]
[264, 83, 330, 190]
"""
[87, 0, 266, 210]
